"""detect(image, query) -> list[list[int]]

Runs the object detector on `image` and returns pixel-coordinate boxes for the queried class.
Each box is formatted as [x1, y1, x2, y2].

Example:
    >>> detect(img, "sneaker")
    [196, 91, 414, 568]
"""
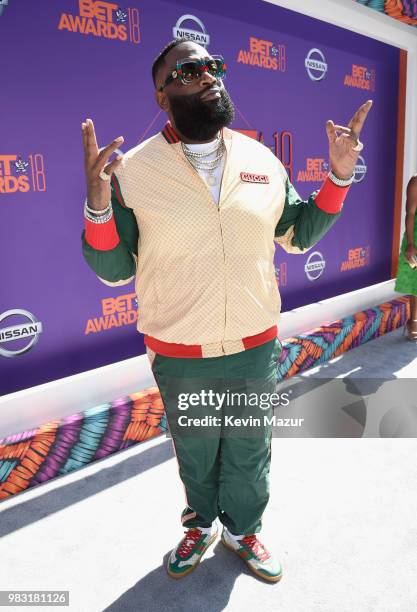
[167, 526, 218, 579]
[221, 527, 283, 582]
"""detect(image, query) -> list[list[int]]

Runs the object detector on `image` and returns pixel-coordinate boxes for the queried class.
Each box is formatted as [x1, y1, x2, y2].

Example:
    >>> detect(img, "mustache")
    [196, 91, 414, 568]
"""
[199, 84, 221, 98]
[168, 83, 225, 103]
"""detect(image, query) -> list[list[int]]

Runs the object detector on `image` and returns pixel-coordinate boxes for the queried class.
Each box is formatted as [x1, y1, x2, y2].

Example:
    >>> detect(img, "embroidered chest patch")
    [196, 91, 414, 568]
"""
[240, 172, 270, 184]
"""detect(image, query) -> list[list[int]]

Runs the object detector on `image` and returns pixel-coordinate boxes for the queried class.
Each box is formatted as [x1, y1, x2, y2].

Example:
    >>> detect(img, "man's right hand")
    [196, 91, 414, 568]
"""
[82, 117, 124, 211]
[405, 244, 417, 267]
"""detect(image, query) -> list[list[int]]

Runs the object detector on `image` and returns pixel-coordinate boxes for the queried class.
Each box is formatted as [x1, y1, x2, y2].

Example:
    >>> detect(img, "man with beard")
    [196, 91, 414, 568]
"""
[81, 38, 372, 582]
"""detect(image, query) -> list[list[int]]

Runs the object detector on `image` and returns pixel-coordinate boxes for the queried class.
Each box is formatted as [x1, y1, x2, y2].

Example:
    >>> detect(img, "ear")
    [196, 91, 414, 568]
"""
[155, 89, 170, 112]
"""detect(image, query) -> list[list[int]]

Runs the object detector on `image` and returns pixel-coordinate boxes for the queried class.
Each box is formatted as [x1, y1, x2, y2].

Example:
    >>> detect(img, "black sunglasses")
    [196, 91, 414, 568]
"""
[158, 55, 227, 92]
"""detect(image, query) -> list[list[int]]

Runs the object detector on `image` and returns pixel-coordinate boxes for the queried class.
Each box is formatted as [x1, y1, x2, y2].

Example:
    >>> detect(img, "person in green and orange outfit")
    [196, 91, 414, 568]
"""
[80, 38, 372, 582]
[395, 175, 417, 340]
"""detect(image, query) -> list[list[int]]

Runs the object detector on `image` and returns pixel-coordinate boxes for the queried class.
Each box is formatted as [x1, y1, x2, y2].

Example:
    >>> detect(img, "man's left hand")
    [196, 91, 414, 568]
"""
[326, 100, 373, 180]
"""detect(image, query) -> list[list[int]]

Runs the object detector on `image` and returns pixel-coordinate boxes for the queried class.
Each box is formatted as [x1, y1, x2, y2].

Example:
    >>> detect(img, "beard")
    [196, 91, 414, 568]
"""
[167, 85, 235, 141]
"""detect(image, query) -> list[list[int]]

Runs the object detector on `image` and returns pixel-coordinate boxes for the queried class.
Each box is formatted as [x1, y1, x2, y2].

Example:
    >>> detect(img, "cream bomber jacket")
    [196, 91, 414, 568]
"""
[81, 122, 345, 357]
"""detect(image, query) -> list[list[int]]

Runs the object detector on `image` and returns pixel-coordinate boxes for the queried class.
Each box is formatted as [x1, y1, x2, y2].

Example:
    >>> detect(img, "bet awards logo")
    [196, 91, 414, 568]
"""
[305, 48, 327, 81]
[344, 64, 376, 91]
[340, 246, 370, 271]
[172, 14, 210, 47]
[237, 36, 286, 72]
[85, 292, 138, 335]
[304, 251, 326, 281]
[297, 158, 329, 182]
[0, 0, 9, 17]
[58, 1, 140, 44]
[0, 154, 46, 194]
[353, 155, 367, 184]
[0, 309, 43, 358]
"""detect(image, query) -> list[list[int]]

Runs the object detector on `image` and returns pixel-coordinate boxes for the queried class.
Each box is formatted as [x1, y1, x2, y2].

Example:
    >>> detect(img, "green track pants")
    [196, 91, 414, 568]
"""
[150, 337, 282, 536]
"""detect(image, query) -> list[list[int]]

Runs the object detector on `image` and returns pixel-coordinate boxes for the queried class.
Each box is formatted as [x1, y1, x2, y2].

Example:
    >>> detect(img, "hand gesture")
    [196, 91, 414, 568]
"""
[326, 100, 373, 180]
[405, 244, 417, 268]
[81, 118, 124, 211]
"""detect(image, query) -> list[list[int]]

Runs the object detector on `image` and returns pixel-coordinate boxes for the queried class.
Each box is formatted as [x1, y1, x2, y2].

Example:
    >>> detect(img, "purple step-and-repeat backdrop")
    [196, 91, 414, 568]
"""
[1, 0, 400, 395]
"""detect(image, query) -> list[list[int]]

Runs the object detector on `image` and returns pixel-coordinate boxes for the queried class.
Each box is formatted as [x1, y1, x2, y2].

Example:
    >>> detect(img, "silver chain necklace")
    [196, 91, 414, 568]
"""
[181, 134, 225, 186]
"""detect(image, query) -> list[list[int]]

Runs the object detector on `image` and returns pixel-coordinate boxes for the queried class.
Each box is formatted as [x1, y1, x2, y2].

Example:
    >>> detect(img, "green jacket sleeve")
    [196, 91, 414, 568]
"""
[81, 175, 139, 286]
[274, 170, 343, 254]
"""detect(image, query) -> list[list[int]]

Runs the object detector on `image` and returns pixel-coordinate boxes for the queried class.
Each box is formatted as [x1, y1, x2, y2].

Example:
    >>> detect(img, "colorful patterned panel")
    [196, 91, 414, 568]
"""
[355, 0, 417, 27]
[277, 296, 410, 379]
[0, 388, 167, 501]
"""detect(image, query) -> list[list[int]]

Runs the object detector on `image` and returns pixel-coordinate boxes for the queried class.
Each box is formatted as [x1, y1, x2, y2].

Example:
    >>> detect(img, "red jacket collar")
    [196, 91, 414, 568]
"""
[161, 121, 181, 143]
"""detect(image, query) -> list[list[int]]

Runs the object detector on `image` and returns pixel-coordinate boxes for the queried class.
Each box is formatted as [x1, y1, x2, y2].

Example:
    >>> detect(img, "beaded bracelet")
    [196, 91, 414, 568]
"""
[85, 201, 111, 215]
[328, 170, 354, 187]
[84, 201, 113, 224]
